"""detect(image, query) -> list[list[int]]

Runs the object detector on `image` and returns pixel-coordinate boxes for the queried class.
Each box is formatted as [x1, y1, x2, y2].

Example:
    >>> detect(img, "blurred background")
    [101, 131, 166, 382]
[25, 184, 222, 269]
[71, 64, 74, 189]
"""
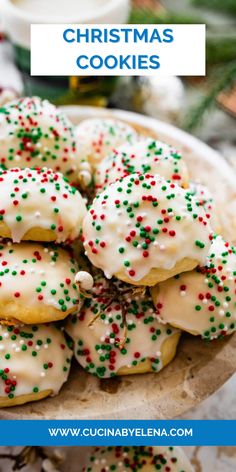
[0, 0, 235, 153]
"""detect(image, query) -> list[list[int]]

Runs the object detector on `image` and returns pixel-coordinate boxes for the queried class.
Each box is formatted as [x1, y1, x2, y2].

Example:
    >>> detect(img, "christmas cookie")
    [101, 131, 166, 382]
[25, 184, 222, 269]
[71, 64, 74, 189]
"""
[187, 181, 221, 233]
[83, 173, 213, 286]
[0, 168, 86, 243]
[95, 138, 189, 191]
[84, 446, 193, 472]
[65, 273, 181, 378]
[151, 235, 236, 340]
[0, 323, 72, 407]
[75, 118, 137, 168]
[0, 241, 83, 324]
[0, 97, 80, 184]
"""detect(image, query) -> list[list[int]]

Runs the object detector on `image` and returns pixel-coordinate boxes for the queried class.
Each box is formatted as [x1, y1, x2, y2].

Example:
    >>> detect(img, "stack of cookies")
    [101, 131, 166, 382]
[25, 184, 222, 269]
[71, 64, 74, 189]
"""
[0, 97, 88, 407]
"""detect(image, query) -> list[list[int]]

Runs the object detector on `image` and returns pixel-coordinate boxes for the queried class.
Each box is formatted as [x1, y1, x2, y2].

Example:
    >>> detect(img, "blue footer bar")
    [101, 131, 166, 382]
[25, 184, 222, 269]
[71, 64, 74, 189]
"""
[0, 420, 235, 446]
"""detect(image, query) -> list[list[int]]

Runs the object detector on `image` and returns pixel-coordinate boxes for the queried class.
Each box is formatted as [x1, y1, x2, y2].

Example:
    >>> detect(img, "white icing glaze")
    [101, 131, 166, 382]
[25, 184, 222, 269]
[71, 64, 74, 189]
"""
[95, 138, 189, 191]
[75, 118, 138, 167]
[65, 274, 180, 378]
[0, 241, 82, 314]
[0, 324, 72, 399]
[188, 181, 220, 233]
[84, 446, 194, 472]
[83, 173, 213, 283]
[153, 235, 236, 340]
[0, 167, 86, 243]
[0, 97, 80, 183]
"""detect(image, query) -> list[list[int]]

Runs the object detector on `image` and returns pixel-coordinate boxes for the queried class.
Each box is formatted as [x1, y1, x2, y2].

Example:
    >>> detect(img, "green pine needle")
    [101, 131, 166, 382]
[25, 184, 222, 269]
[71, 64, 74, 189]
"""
[129, 8, 204, 25]
[207, 35, 236, 66]
[191, 0, 236, 16]
[183, 61, 236, 132]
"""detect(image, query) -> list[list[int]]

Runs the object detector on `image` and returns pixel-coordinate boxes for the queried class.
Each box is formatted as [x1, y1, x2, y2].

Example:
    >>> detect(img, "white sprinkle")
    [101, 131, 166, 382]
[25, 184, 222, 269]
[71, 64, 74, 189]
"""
[74, 271, 94, 291]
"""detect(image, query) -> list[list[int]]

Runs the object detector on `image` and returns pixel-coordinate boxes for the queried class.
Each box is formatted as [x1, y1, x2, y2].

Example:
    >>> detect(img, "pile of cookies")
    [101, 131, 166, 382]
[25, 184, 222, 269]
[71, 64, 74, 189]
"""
[0, 97, 88, 407]
[0, 96, 235, 408]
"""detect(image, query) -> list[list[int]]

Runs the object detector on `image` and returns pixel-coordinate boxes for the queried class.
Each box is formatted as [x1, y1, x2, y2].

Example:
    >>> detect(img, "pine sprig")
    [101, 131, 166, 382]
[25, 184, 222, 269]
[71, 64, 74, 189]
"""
[130, 8, 236, 65]
[129, 8, 204, 25]
[207, 35, 236, 66]
[191, 0, 236, 16]
[183, 61, 236, 132]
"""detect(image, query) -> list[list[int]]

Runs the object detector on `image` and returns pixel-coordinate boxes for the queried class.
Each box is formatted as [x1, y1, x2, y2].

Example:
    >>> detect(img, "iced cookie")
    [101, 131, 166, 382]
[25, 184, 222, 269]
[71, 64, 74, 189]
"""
[65, 273, 180, 378]
[84, 446, 194, 472]
[151, 235, 236, 340]
[95, 138, 189, 191]
[0, 241, 83, 324]
[0, 167, 86, 243]
[83, 173, 213, 286]
[75, 118, 137, 168]
[0, 323, 72, 407]
[0, 97, 80, 183]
